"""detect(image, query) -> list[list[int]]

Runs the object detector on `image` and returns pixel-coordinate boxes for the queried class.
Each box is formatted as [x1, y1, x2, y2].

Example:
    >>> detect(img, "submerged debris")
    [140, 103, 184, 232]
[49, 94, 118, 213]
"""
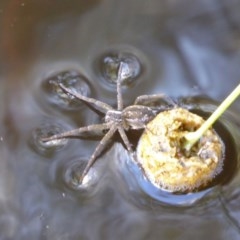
[137, 108, 224, 192]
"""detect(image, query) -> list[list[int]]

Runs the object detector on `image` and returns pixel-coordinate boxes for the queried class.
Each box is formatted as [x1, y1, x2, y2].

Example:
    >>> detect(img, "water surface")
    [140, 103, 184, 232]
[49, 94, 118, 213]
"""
[0, 0, 240, 239]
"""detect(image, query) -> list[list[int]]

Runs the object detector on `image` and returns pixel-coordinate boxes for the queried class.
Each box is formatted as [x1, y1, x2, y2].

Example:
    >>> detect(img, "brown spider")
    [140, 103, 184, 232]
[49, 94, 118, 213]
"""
[42, 63, 174, 183]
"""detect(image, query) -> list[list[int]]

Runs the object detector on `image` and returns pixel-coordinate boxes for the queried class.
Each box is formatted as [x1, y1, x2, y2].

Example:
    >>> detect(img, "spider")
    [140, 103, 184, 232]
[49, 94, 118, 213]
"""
[42, 63, 175, 183]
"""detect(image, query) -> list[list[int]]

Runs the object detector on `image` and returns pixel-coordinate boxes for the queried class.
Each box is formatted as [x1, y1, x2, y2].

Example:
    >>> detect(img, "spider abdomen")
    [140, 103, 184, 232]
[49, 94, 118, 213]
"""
[123, 105, 156, 129]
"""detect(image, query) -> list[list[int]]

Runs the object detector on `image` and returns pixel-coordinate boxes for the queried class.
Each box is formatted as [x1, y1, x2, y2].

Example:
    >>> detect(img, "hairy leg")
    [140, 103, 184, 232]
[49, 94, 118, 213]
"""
[59, 83, 113, 113]
[117, 126, 134, 154]
[80, 124, 118, 182]
[116, 63, 124, 111]
[134, 94, 176, 108]
[41, 123, 110, 142]
[117, 126, 139, 164]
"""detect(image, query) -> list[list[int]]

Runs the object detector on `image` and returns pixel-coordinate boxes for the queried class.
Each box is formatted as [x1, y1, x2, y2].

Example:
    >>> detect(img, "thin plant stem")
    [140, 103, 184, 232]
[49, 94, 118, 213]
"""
[184, 83, 240, 151]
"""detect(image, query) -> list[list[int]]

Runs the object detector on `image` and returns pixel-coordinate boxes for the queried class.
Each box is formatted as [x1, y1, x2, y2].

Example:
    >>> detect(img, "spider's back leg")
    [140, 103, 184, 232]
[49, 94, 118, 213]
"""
[59, 83, 113, 114]
[117, 126, 140, 164]
[80, 124, 118, 182]
[117, 126, 134, 155]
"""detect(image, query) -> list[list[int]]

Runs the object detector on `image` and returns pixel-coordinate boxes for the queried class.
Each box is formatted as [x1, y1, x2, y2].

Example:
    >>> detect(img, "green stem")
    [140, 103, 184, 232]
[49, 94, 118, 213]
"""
[184, 83, 240, 151]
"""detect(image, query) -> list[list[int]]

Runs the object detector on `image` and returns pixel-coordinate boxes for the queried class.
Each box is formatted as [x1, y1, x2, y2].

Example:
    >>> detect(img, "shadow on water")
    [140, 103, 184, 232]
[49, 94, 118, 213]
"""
[0, 0, 240, 239]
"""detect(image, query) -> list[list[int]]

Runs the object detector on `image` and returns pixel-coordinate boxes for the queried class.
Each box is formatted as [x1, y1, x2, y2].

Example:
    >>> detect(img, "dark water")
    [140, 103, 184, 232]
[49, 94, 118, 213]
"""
[0, 0, 240, 239]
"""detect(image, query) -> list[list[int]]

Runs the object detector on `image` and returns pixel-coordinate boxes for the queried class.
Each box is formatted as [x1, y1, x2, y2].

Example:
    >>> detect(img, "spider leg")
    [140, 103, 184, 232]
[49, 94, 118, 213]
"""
[134, 94, 176, 108]
[41, 123, 110, 142]
[59, 83, 113, 113]
[80, 124, 118, 182]
[117, 126, 134, 155]
[118, 127, 144, 168]
[116, 63, 125, 111]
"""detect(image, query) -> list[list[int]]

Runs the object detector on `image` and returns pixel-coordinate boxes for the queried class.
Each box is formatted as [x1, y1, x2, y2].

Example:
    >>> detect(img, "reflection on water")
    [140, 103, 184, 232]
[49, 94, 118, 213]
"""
[96, 50, 142, 87]
[0, 0, 240, 239]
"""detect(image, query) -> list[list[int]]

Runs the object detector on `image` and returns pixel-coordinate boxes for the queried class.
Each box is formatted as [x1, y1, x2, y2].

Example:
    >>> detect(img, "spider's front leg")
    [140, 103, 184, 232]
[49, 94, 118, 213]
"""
[59, 83, 114, 114]
[134, 94, 176, 110]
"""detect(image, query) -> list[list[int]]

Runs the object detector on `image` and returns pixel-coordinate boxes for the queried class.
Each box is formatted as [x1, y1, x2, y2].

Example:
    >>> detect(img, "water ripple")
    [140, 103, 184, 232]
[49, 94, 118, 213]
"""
[29, 120, 69, 157]
[41, 70, 92, 111]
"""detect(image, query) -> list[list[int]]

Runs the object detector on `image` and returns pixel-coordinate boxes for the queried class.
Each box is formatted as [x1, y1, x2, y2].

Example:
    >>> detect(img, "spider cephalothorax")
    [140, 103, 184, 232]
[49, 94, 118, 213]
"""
[42, 63, 174, 182]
